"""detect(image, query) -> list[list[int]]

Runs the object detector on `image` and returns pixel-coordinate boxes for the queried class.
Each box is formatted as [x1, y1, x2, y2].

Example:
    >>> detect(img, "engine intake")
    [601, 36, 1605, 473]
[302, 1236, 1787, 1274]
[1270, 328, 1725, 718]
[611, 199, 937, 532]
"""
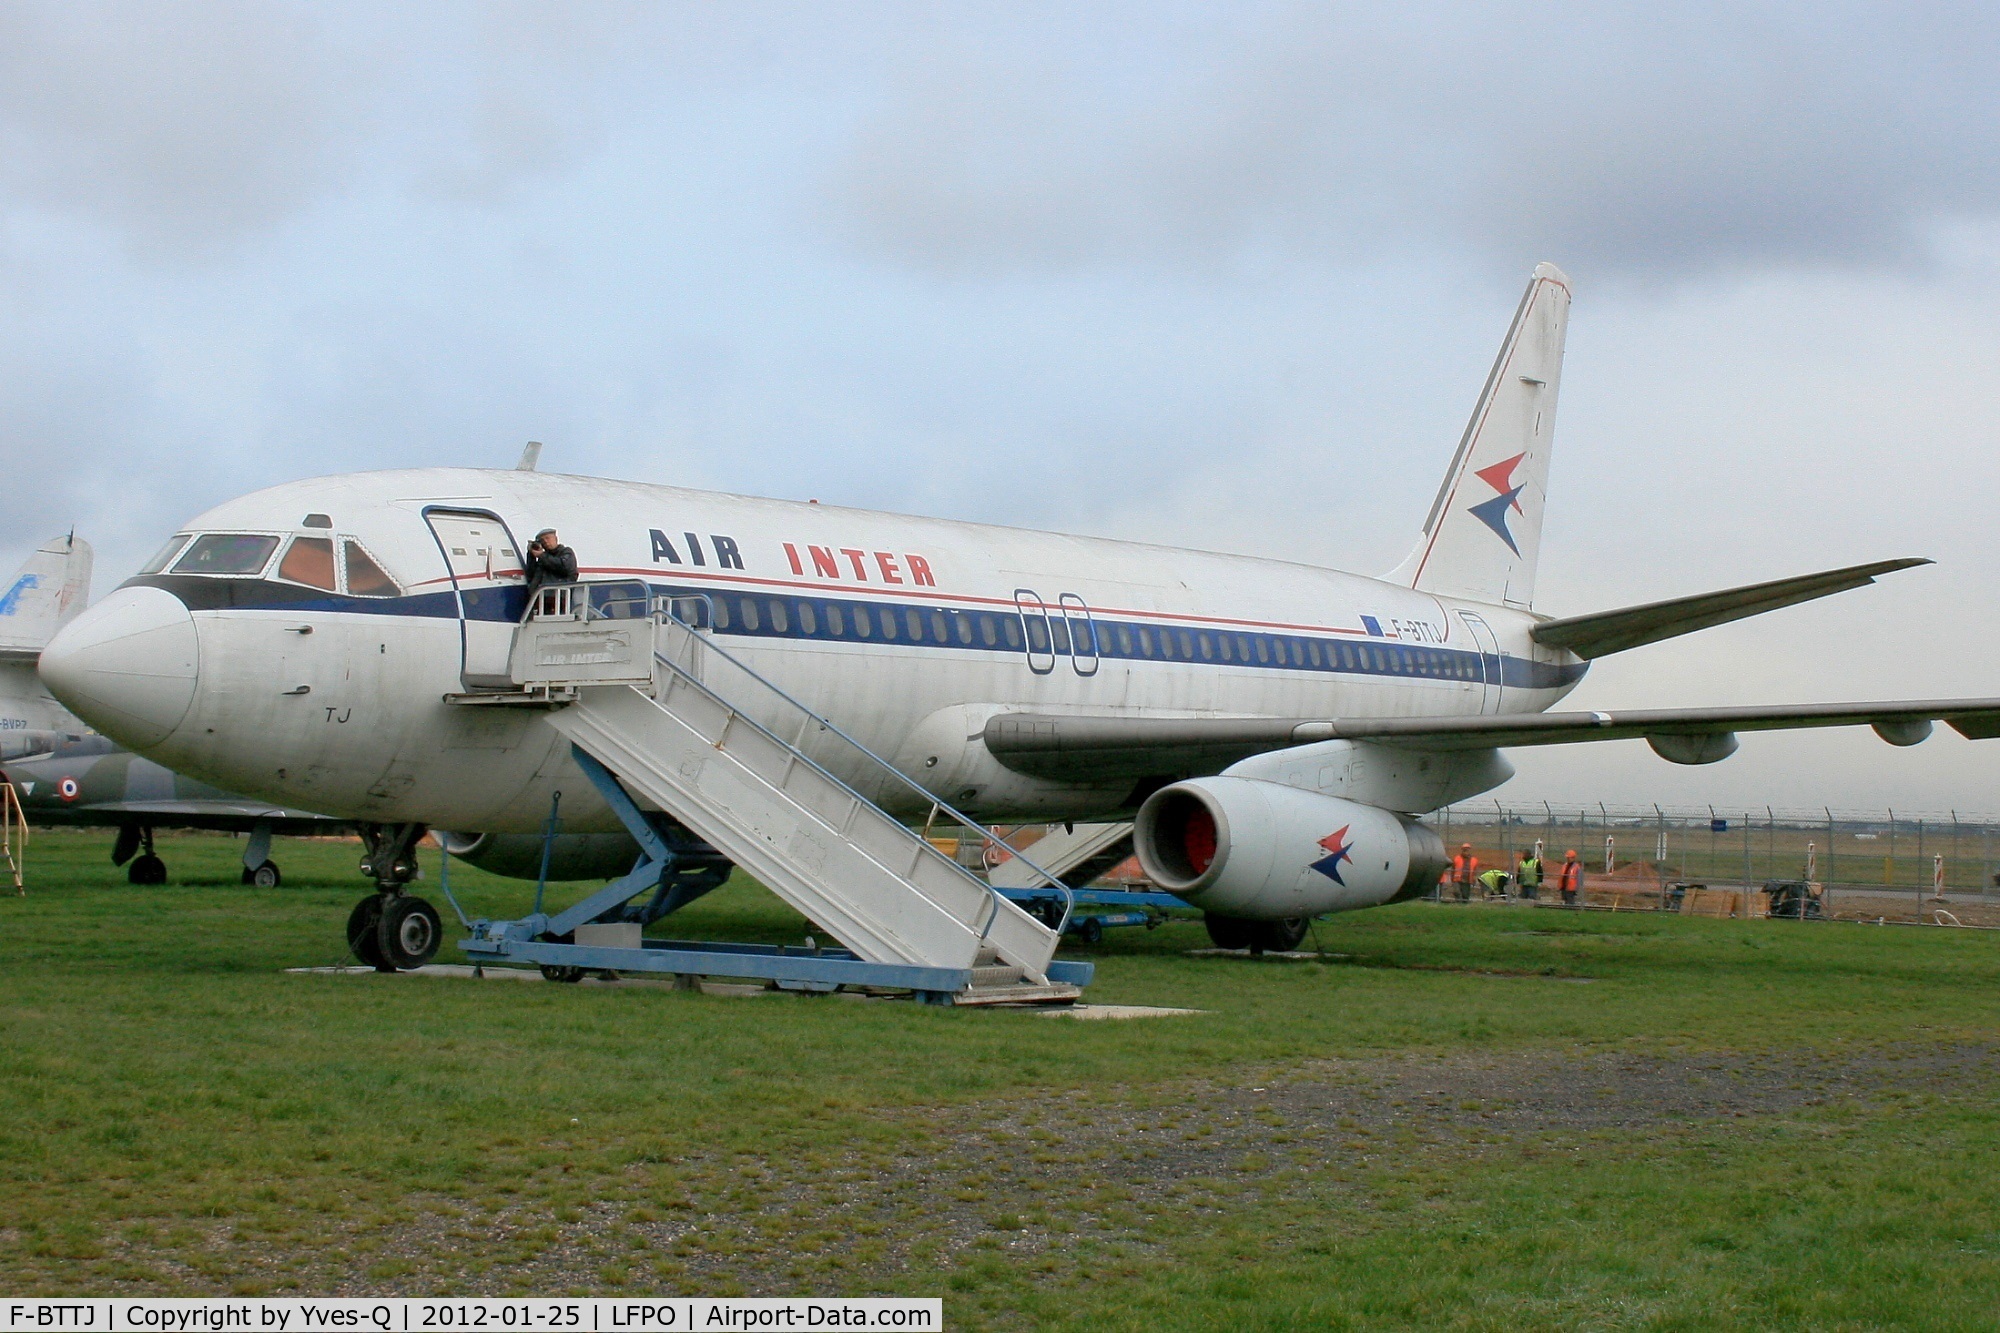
[1134, 777, 1447, 920]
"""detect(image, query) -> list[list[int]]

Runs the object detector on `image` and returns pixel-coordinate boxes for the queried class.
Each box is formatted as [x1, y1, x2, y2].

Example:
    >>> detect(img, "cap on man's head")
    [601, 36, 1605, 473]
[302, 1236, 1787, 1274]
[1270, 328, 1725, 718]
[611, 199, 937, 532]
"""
[536, 528, 558, 540]
[1565, 849, 1578, 857]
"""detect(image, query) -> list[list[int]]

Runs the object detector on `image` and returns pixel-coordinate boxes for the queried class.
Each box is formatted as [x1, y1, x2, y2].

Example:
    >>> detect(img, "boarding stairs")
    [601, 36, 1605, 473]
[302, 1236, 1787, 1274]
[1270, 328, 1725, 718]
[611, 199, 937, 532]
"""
[454, 582, 1087, 1004]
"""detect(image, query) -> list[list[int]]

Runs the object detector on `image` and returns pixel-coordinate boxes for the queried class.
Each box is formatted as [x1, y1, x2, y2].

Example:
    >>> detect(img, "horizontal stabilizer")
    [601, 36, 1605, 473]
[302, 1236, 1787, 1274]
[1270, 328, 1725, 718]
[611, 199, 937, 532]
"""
[1530, 558, 1930, 659]
[983, 697, 2000, 782]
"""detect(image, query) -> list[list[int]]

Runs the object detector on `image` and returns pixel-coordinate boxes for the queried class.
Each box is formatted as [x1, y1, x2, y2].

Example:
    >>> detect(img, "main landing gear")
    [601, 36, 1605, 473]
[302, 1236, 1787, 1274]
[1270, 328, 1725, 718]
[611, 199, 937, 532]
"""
[1204, 913, 1310, 954]
[112, 823, 166, 885]
[347, 822, 443, 972]
[238, 819, 281, 887]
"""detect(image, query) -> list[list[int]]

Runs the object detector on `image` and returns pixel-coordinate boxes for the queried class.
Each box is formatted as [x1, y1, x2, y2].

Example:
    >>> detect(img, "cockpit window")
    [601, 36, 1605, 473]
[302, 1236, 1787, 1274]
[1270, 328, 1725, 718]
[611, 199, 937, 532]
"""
[172, 534, 280, 577]
[277, 537, 337, 591]
[342, 541, 399, 597]
[138, 534, 192, 575]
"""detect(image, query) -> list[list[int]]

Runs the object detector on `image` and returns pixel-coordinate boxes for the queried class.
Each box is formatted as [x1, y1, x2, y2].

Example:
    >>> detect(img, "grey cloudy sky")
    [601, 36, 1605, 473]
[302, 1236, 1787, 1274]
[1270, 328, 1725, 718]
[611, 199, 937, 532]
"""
[2, 1, 1996, 812]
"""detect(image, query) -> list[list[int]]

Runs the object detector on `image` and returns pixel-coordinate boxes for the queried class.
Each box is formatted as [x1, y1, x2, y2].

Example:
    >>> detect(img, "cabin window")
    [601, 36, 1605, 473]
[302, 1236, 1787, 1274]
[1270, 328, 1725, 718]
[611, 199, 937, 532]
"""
[712, 599, 732, 630]
[851, 605, 871, 638]
[979, 615, 998, 647]
[908, 608, 927, 641]
[878, 607, 898, 640]
[1176, 630, 1194, 659]
[1049, 618, 1070, 654]
[823, 602, 844, 637]
[952, 612, 971, 644]
[1156, 629, 1175, 660]
[736, 598, 760, 632]
[1001, 616, 1023, 649]
[1023, 615, 1047, 653]
[139, 534, 192, 575]
[277, 537, 336, 591]
[767, 599, 789, 633]
[1253, 636, 1269, 665]
[931, 610, 950, 642]
[795, 601, 816, 635]
[1114, 625, 1134, 656]
[1198, 633, 1214, 660]
[1136, 626, 1154, 657]
[1218, 635, 1232, 662]
[1308, 640, 1323, 668]
[173, 534, 279, 577]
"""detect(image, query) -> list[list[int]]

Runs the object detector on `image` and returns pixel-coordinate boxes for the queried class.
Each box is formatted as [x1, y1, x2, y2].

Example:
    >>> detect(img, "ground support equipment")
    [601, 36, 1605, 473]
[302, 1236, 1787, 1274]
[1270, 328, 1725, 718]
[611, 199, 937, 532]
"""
[448, 585, 1094, 1005]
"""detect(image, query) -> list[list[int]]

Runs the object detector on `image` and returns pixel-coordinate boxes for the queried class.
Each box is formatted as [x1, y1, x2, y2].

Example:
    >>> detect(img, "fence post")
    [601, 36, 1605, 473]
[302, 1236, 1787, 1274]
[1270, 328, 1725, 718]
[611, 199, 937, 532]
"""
[1742, 813, 1753, 900]
[1887, 808, 1897, 888]
[1825, 807, 1837, 913]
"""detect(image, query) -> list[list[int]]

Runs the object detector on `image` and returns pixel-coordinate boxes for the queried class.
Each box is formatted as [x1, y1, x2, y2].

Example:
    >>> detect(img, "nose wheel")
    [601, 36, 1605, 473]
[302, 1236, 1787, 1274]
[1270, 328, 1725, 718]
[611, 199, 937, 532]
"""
[114, 823, 167, 885]
[348, 822, 441, 972]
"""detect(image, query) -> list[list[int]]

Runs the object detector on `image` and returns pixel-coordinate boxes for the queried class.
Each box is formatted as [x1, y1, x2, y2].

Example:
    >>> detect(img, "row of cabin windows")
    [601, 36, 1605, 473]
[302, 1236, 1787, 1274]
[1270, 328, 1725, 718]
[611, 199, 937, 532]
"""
[144, 532, 400, 597]
[696, 592, 1492, 681]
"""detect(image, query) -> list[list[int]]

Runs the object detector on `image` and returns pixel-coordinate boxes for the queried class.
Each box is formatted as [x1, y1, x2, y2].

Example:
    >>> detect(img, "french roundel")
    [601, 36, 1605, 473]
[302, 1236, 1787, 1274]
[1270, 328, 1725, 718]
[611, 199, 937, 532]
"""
[57, 776, 79, 802]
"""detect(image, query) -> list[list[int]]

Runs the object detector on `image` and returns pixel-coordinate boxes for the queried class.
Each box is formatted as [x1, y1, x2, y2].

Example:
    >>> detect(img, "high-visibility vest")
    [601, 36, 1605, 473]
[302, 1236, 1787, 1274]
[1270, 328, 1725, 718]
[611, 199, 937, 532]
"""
[1518, 857, 1542, 887]
[1452, 853, 1478, 882]
[1559, 860, 1581, 892]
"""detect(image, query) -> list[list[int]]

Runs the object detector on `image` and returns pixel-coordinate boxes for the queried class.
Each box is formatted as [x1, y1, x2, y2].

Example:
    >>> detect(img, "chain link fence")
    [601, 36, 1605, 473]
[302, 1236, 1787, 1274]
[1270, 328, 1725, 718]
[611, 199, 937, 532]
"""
[1431, 801, 2000, 924]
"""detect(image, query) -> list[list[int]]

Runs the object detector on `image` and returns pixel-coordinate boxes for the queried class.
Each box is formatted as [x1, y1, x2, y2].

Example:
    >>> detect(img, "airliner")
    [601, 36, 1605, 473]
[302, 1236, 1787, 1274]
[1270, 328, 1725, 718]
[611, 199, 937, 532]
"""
[37, 264, 2000, 964]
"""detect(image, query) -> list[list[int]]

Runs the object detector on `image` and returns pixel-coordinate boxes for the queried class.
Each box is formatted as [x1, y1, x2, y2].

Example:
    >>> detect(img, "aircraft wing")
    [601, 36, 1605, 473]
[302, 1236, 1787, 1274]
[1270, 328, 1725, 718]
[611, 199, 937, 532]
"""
[1529, 558, 1929, 659]
[983, 698, 2000, 782]
[20, 797, 349, 835]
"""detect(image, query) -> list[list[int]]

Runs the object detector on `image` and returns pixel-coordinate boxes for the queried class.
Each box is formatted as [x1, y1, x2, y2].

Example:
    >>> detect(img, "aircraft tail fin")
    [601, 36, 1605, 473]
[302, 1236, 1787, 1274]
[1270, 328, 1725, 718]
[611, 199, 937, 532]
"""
[0, 534, 93, 656]
[1386, 262, 1571, 608]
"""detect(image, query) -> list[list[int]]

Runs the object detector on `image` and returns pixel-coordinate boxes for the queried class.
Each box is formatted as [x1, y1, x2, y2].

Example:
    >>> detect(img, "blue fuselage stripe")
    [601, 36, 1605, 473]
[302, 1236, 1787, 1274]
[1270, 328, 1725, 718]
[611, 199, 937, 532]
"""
[122, 574, 1589, 692]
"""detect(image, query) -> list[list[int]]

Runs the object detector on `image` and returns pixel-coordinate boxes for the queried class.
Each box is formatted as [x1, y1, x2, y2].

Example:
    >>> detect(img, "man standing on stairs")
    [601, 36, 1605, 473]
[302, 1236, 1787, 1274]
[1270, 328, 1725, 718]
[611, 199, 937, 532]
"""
[525, 527, 578, 609]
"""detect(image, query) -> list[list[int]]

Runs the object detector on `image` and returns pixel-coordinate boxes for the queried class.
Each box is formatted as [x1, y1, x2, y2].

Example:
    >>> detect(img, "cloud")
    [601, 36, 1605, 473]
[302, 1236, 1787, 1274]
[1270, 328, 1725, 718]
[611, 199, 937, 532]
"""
[0, 1, 344, 260]
[828, 2, 2000, 279]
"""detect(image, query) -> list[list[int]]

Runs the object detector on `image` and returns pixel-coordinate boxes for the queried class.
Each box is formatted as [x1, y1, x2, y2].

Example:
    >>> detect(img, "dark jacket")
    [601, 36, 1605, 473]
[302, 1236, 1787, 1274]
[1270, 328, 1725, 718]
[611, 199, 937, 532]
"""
[525, 542, 578, 597]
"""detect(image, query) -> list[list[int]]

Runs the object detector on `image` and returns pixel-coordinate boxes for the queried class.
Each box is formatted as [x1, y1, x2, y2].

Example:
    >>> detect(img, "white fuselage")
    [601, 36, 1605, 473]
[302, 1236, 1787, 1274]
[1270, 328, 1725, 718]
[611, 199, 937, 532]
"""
[42, 468, 1587, 833]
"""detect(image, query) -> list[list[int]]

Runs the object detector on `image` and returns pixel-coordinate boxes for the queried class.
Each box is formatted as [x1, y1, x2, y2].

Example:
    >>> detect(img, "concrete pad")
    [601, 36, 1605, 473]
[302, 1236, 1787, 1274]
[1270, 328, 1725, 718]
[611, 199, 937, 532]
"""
[1185, 948, 1348, 962]
[1040, 1003, 1206, 1020]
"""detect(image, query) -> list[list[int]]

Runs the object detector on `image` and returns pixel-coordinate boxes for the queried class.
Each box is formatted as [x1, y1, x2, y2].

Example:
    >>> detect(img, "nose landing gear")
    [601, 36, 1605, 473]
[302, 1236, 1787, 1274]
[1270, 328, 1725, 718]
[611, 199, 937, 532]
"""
[349, 822, 442, 972]
[112, 823, 167, 885]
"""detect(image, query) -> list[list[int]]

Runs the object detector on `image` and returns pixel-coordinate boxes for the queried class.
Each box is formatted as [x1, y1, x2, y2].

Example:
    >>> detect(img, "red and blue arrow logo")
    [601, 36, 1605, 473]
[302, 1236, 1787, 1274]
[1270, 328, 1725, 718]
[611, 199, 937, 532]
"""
[1467, 451, 1527, 554]
[1310, 825, 1354, 884]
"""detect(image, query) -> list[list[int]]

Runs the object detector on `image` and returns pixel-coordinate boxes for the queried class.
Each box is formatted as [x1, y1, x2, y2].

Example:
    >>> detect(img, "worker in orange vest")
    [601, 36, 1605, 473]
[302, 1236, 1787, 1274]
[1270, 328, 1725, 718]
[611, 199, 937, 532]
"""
[1558, 848, 1583, 906]
[1451, 843, 1479, 902]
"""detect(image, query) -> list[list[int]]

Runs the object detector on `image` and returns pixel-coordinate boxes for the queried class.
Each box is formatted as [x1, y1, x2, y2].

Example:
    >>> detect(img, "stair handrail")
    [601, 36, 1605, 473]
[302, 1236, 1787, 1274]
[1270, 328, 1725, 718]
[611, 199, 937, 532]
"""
[557, 582, 1077, 939]
[524, 576, 1072, 928]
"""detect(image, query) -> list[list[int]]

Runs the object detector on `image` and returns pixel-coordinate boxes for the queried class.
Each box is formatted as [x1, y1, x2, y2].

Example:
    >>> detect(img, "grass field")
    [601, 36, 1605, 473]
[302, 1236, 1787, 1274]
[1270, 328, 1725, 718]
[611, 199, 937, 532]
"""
[3, 827, 2000, 1329]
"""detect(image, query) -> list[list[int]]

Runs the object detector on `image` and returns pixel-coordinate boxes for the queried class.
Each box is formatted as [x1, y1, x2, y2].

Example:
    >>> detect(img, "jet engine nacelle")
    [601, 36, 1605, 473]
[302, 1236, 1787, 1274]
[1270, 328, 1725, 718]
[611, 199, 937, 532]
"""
[438, 831, 641, 881]
[1133, 777, 1447, 920]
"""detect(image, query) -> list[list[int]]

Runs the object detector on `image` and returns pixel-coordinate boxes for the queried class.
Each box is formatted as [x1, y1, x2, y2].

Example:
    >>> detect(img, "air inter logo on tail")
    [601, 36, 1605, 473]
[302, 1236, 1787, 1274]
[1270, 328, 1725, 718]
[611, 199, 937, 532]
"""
[1467, 451, 1527, 554]
[0, 574, 38, 616]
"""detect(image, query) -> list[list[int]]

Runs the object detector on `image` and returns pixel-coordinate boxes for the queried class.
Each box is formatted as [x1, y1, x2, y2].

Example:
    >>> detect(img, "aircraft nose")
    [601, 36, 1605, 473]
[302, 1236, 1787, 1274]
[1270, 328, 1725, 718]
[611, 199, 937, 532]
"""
[39, 586, 199, 749]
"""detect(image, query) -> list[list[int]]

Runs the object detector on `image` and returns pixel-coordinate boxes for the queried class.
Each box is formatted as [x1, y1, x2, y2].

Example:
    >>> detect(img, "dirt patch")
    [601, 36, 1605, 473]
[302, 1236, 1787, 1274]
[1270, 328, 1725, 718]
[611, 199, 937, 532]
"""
[128, 1041, 1985, 1297]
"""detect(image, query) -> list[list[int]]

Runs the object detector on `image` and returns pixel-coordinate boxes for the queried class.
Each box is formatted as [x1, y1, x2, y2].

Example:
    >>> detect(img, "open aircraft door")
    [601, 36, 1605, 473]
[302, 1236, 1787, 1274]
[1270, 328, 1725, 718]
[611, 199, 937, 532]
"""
[424, 508, 526, 690]
[1455, 610, 1502, 714]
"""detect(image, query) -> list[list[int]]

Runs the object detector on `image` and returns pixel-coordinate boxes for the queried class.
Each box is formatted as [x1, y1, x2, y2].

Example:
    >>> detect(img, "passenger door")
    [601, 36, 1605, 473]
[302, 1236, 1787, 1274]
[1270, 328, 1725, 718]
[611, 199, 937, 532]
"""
[424, 509, 527, 690]
[1015, 589, 1056, 675]
[1455, 610, 1502, 715]
[1059, 593, 1100, 677]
